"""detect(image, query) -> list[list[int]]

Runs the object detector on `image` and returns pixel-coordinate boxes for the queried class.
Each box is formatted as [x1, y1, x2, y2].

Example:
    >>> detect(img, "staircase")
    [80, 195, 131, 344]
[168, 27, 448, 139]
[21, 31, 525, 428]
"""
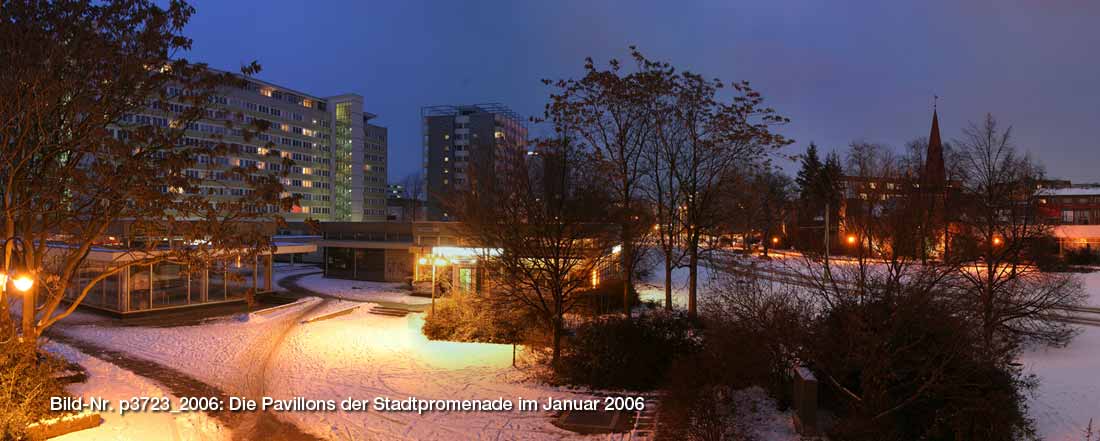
[368, 305, 410, 317]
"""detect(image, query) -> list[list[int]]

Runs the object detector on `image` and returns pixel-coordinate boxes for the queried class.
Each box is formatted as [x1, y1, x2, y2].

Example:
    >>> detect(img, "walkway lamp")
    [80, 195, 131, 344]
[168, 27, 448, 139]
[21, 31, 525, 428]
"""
[430, 256, 450, 315]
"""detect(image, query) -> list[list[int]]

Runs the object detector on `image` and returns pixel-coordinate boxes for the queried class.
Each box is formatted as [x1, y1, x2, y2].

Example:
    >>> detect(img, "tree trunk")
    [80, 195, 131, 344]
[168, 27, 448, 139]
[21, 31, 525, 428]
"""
[688, 239, 698, 318]
[552, 318, 563, 365]
[22, 286, 36, 344]
[664, 252, 673, 311]
[623, 235, 633, 318]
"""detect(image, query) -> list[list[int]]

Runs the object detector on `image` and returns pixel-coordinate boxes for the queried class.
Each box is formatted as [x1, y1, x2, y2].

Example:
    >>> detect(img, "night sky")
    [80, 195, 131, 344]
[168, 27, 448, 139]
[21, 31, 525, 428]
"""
[183, 0, 1100, 183]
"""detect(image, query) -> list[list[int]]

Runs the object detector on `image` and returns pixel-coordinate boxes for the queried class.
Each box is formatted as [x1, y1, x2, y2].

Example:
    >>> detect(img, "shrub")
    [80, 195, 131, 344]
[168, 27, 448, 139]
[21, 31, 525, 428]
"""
[1, 335, 68, 440]
[422, 291, 532, 344]
[555, 311, 701, 390]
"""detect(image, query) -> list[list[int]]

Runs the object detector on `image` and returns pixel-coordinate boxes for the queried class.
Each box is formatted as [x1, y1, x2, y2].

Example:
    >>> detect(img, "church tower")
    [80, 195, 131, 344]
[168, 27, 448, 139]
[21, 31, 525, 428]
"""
[922, 107, 946, 189]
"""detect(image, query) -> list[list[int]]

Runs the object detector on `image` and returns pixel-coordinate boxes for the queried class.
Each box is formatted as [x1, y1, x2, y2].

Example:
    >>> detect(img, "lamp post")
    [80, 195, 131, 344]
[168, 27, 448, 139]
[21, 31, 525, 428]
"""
[2, 236, 35, 339]
[419, 255, 450, 315]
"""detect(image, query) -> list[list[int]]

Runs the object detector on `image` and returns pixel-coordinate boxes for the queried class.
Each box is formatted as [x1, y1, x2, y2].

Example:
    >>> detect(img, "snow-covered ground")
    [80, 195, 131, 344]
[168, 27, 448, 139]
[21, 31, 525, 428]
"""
[1022, 326, 1100, 441]
[45, 342, 231, 441]
[265, 303, 602, 440]
[54, 297, 605, 440]
[285, 272, 432, 305]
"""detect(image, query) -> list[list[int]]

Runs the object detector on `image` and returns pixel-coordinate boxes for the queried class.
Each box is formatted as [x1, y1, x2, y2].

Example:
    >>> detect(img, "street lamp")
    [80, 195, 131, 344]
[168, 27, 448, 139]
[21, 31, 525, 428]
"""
[1, 236, 35, 339]
[992, 237, 1003, 246]
[423, 255, 450, 315]
[846, 234, 857, 245]
[11, 274, 34, 292]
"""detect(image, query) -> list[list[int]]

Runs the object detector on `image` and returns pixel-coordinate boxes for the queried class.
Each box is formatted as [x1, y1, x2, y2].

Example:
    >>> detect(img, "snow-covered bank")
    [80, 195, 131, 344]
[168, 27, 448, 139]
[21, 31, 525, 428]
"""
[45, 342, 231, 441]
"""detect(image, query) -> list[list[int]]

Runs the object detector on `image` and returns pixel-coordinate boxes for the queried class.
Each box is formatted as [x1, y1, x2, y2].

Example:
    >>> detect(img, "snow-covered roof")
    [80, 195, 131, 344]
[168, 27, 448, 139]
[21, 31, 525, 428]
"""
[1052, 225, 1100, 238]
[1039, 187, 1100, 197]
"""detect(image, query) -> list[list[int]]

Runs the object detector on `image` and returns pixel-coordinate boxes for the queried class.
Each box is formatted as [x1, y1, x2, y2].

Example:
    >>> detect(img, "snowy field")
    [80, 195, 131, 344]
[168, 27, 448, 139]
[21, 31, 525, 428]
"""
[45, 342, 231, 441]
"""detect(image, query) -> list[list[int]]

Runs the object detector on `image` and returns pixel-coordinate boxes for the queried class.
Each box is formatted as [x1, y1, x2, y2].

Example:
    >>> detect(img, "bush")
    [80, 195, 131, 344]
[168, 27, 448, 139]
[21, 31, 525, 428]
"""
[422, 291, 532, 344]
[810, 291, 1036, 441]
[573, 280, 641, 316]
[1, 335, 68, 440]
[555, 311, 701, 390]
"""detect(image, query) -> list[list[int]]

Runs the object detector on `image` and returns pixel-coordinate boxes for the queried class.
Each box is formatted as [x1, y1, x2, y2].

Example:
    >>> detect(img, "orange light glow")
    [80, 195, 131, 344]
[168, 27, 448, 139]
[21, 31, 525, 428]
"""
[772, 237, 780, 244]
[992, 237, 1003, 246]
[846, 235, 857, 245]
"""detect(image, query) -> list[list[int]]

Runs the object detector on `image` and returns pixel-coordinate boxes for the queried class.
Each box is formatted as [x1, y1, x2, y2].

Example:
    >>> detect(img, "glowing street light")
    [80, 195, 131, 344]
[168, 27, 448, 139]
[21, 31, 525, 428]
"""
[12, 274, 34, 292]
[992, 237, 1003, 246]
[771, 237, 780, 245]
[846, 234, 858, 245]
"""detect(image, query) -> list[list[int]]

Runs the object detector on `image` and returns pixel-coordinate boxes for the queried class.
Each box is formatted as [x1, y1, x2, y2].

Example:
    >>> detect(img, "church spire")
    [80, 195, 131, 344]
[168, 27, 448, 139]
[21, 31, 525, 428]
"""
[923, 102, 946, 188]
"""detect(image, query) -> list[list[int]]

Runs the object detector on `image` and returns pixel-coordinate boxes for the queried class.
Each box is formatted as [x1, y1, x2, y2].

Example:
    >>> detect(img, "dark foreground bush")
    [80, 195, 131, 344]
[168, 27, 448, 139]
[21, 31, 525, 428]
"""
[573, 280, 641, 316]
[556, 311, 701, 390]
[1, 337, 68, 440]
[811, 293, 1036, 441]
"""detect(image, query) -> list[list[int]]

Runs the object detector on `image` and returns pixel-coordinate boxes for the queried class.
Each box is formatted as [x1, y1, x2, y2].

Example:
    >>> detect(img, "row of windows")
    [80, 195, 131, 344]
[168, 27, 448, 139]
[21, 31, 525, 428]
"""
[292, 192, 332, 202]
[246, 82, 327, 111]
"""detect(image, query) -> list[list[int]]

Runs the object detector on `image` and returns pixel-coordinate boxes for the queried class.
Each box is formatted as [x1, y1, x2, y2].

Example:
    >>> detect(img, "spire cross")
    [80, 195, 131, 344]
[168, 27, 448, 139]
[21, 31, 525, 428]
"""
[933, 94, 939, 111]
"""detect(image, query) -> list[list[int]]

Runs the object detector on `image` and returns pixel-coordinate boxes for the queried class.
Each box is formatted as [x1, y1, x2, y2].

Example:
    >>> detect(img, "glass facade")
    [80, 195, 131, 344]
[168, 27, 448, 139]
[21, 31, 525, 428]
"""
[62, 256, 273, 315]
[333, 101, 355, 221]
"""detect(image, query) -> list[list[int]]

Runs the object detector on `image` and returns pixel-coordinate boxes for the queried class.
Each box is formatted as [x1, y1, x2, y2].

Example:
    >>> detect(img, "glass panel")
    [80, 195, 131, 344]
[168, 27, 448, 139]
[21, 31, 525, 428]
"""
[227, 258, 252, 300]
[355, 249, 385, 281]
[257, 256, 270, 291]
[101, 272, 121, 311]
[326, 248, 355, 279]
[129, 265, 152, 311]
[208, 260, 226, 302]
[153, 262, 189, 307]
[190, 267, 205, 303]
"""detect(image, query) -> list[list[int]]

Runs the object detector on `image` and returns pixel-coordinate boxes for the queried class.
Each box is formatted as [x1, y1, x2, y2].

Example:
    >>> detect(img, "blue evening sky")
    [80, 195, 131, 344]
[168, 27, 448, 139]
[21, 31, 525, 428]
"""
[182, 0, 1100, 182]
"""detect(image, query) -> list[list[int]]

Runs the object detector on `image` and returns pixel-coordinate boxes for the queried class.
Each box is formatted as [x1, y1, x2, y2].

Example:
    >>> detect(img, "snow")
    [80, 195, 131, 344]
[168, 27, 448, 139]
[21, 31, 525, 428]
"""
[1078, 269, 1100, 306]
[44, 342, 231, 441]
[285, 272, 432, 305]
[1021, 326, 1100, 441]
[40, 264, 802, 440]
[264, 304, 600, 440]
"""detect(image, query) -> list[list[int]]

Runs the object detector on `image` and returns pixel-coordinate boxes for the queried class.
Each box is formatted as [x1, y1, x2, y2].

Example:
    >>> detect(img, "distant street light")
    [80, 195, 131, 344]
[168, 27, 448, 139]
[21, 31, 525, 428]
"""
[992, 237, 1003, 246]
[846, 234, 857, 245]
[772, 237, 780, 245]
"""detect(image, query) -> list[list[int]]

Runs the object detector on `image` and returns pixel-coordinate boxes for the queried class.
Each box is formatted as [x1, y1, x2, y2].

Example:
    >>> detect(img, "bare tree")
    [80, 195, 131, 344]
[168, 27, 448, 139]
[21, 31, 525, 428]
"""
[455, 136, 616, 364]
[950, 113, 1084, 359]
[543, 47, 661, 318]
[643, 67, 687, 311]
[1, 0, 291, 348]
[399, 171, 426, 221]
[666, 72, 791, 317]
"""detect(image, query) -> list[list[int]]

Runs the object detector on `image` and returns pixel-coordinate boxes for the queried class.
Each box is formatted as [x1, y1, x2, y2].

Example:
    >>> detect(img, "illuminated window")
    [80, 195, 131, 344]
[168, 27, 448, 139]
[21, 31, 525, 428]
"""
[260, 88, 273, 97]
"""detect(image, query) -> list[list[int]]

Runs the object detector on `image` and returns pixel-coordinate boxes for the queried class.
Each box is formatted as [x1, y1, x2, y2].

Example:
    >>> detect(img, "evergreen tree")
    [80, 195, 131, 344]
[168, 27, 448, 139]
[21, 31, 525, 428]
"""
[796, 143, 823, 202]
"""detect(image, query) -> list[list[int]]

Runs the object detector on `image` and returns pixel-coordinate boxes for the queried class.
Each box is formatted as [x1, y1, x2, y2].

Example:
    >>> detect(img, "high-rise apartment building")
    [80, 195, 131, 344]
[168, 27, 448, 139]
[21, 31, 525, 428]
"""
[363, 112, 389, 221]
[163, 75, 386, 222]
[421, 103, 528, 220]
